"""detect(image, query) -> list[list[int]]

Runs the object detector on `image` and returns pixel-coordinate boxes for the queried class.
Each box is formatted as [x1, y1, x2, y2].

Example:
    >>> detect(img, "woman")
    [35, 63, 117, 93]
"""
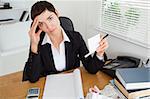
[23, 1, 108, 82]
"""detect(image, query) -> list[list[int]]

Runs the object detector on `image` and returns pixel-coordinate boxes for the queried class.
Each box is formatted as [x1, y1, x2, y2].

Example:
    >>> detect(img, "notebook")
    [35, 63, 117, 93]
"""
[43, 69, 84, 99]
[116, 67, 150, 90]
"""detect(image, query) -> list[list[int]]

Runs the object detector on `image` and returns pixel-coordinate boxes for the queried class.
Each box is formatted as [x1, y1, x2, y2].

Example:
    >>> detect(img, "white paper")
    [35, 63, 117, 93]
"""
[43, 69, 84, 99]
[73, 69, 84, 99]
[85, 34, 100, 58]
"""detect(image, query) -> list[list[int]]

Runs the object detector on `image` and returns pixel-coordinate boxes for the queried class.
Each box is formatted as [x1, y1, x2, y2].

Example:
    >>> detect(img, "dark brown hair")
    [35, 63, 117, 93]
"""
[31, 1, 56, 20]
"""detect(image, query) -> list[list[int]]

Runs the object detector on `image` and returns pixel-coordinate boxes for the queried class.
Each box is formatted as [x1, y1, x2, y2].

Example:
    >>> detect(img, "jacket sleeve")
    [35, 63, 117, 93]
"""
[23, 32, 45, 83]
[77, 33, 105, 74]
[22, 48, 44, 83]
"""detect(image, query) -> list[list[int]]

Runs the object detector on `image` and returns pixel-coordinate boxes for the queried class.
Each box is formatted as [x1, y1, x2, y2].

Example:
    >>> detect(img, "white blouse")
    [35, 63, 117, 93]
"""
[42, 28, 70, 71]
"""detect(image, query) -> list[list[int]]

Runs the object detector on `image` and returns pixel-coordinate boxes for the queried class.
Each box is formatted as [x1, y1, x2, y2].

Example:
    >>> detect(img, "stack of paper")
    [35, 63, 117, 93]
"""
[43, 69, 84, 99]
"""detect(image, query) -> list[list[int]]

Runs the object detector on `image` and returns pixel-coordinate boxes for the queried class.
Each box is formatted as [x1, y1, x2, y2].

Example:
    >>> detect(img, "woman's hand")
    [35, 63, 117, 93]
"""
[28, 17, 42, 53]
[96, 36, 109, 57]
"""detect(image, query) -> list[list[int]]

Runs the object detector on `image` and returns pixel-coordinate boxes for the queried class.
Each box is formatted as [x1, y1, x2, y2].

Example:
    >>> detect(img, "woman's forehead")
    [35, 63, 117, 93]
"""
[38, 10, 54, 22]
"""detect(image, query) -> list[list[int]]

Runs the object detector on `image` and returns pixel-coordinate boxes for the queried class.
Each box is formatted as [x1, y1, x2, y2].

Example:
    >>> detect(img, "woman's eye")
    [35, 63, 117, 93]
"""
[48, 17, 53, 20]
[39, 23, 43, 27]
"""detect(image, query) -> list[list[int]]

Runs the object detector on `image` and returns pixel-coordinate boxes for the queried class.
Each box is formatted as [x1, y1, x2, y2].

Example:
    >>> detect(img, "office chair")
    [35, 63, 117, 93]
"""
[59, 16, 74, 31]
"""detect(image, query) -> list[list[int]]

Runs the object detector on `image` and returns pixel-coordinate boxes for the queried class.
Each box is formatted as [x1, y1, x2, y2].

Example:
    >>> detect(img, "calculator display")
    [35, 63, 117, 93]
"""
[28, 88, 39, 94]
[26, 88, 40, 99]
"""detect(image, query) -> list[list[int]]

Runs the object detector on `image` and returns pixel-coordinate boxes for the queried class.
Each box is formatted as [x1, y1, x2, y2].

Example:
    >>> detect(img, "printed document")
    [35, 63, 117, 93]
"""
[43, 69, 84, 99]
[85, 34, 100, 57]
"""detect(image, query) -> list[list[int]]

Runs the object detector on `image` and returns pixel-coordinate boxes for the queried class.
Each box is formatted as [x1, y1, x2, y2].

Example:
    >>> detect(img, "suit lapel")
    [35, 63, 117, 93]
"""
[41, 43, 57, 72]
[65, 42, 72, 70]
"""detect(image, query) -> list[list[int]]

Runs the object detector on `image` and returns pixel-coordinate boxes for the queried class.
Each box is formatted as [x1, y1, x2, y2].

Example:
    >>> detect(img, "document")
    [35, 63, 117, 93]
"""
[85, 34, 100, 58]
[43, 69, 84, 99]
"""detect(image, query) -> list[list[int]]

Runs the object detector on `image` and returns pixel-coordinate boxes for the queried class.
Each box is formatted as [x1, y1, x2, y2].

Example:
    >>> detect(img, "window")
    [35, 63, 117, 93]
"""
[98, 0, 150, 48]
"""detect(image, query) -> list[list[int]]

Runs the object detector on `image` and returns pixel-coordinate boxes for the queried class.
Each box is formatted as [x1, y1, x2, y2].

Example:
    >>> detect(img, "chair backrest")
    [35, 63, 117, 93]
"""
[59, 16, 74, 31]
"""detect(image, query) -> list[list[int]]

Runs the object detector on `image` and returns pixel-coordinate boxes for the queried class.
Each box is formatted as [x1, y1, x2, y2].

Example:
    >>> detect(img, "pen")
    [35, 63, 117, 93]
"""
[101, 34, 109, 40]
[146, 59, 149, 64]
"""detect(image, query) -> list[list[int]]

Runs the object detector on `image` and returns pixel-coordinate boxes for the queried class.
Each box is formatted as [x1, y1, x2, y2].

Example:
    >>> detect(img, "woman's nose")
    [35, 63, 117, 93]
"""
[45, 22, 53, 30]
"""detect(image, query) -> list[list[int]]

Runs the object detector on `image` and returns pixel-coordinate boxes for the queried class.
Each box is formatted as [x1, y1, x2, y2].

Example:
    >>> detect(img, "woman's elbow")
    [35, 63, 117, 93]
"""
[29, 76, 39, 83]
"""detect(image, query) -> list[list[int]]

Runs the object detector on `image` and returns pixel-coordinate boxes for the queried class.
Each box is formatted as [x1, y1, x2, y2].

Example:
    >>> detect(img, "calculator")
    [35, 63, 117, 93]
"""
[26, 88, 40, 99]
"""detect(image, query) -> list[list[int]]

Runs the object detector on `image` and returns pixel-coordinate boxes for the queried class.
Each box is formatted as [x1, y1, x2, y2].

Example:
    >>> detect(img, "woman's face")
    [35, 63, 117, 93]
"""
[37, 9, 60, 33]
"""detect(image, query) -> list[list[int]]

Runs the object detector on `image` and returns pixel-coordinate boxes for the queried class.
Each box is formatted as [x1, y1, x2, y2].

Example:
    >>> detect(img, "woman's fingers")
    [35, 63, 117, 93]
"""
[99, 38, 106, 44]
[28, 17, 42, 46]
[97, 45, 106, 53]
[99, 39, 108, 47]
[96, 34, 109, 56]
[31, 17, 39, 33]
[37, 29, 42, 36]
[96, 39, 108, 53]
[28, 17, 41, 38]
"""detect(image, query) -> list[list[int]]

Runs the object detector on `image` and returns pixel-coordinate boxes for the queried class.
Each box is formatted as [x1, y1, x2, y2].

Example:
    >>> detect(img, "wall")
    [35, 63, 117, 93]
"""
[50, 0, 88, 40]
[0, 0, 35, 76]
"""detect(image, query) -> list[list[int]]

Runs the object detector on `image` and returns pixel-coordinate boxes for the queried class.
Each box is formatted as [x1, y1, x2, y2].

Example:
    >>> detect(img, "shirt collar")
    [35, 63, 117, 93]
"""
[42, 27, 70, 45]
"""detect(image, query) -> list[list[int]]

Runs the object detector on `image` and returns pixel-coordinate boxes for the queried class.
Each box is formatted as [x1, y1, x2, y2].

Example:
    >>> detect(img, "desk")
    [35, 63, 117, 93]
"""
[0, 67, 112, 99]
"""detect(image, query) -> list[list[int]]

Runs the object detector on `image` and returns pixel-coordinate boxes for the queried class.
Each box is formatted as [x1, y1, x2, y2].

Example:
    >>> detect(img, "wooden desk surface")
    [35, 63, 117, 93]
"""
[0, 67, 112, 99]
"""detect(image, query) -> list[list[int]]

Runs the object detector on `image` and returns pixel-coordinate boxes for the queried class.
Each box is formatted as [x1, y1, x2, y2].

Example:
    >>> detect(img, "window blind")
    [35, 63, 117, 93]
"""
[99, 0, 150, 48]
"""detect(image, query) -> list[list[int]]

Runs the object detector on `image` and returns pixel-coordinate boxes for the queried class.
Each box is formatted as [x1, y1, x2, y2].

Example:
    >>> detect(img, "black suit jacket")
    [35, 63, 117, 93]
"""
[23, 30, 106, 82]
